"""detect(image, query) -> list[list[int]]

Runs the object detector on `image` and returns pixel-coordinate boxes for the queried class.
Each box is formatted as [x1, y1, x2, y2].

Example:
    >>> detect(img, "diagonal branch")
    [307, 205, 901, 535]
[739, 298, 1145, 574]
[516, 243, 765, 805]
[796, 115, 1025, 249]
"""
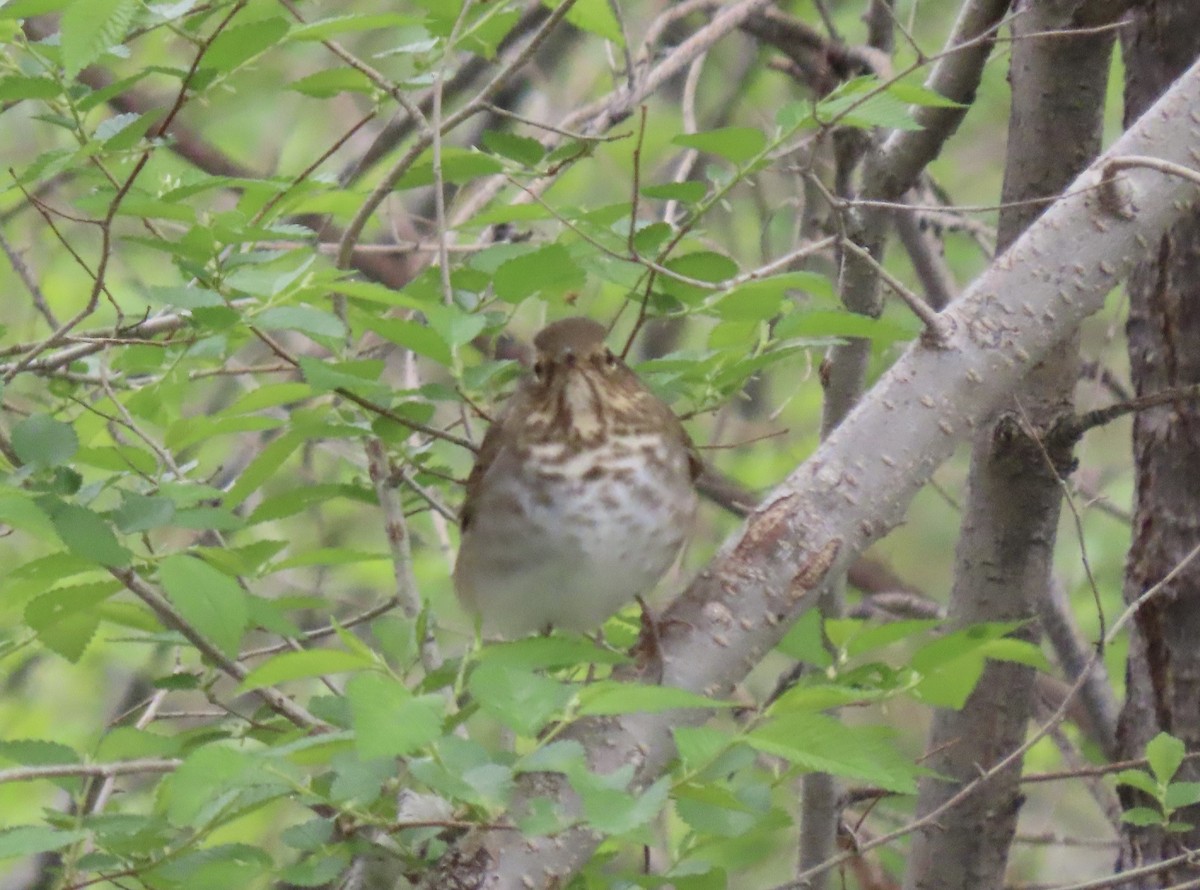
[422, 56, 1200, 890]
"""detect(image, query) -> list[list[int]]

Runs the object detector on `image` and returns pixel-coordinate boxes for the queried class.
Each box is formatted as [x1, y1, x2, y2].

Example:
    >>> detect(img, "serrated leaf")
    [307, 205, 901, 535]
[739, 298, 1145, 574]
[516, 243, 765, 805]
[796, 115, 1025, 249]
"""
[1147, 732, 1187, 784]
[468, 665, 573, 737]
[346, 673, 443, 759]
[0, 739, 79, 766]
[164, 746, 254, 826]
[0, 826, 88, 861]
[580, 776, 668, 835]
[395, 147, 504, 189]
[776, 309, 913, 344]
[12, 414, 77, 468]
[660, 251, 739, 303]
[223, 431, 303, 508]
[547, 0, 623, 44]
[143, 285, 226, 309]
[48, 503, 130, 567]
[298, 356, 388, 397]
[290, 68, 374, 98]
[482, 130, 544, 166]
[1114, 768, 1160, 797]
[158, 554, 248, 658]
[25, 581, 120, 661]
[641, 181, 706, 203]
[746, 714, 919, 793]
[1121, 806, 1165, 827]
[674, 726, 733, 772]
[0, 75, 60, 100]
[492, 243, 585, 301]
[256, 306, 346, 339]
[362, 317, 453, 365]
[112, 493, 176, 533]
[238, 649, 374, 692]
[575, 681, 730, 716]
[60, 0, 137, 78]
[202, 18, 290, 74]
[887, 82, 963, 109]
[477, 636, 628, 670]
[423, 303, 487, 349]
[673, 126, 767, 163]
[287, 13, 418, 41]
[1165, 781, 1200, 810]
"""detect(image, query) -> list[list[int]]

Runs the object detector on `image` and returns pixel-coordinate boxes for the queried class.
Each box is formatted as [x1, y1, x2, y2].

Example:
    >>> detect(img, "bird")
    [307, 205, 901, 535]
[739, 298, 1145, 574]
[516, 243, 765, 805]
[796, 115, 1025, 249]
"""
[453, 317, 700, 638]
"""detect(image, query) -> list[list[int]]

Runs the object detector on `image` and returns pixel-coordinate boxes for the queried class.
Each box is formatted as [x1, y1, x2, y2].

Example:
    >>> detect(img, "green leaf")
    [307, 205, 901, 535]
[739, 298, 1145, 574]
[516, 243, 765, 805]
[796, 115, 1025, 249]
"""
[492, 243, 586, 302]
[25, 581, 120, 661]
[482, 130, 544, 166]
[581, 776, 669, 835]
[1165, 781, 1200, 810]
[0, 0, 72, 19]
[746, 714, 919, 793]
[477, 636, 627, 670]
[673, 127, 767, 164]
[362, 317, 453, 365]
[60, 0, 137, 78]
[887, 82, 964, 109]
[423, 303, 487, 349]
[164, 746, 255, 826]
[12, 414, 77, 468]
[0, 75, 60, 100]
[674, 726, 734, 773]
[290, 68, 375, 97]
[468, 665, 573, 737]
[0, 826, 88, 861]
[288, 13, 418, 41]
[256, 306, 347, 339]
[220, 383, 314, 416]
[1146, 732, 1187, 784]
[223, 431, 303, 509]
[843, 619, 941, 658]
[298, 357, 389, 398]
[776, 309, 914, 344]
[202, 18, 290, 74]
[112, 492, 176, 533]
[345, 673, 443, 759]
[575, 681, 729, 716]
[1114, 768, 1160, 797]
[394, 147, 504, 189]
[158, 554, 248, 658]
[641, 181, 707, 203]
[238, 649, 375, 692]
[148, 843, 272, 886]
[0, 739, 79, 767]
[1121, 806, 1165, 827]
[660, 251, 739, 303]
[545, 0, 623, 44]
[47, 503, 130, 567]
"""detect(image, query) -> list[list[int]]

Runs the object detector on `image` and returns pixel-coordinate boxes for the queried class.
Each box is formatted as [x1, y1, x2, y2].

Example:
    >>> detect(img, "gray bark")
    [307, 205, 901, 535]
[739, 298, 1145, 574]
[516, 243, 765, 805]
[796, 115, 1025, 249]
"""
[903, 3, 1126, 888]
[1115, 1, 1200, 884]
[424, 59, 1200, 890]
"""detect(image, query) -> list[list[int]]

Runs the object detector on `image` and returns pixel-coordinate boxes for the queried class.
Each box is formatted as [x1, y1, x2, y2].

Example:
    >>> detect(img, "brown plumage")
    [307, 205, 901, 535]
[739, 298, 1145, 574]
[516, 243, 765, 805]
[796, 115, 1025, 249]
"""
[454, 317, 699, 637]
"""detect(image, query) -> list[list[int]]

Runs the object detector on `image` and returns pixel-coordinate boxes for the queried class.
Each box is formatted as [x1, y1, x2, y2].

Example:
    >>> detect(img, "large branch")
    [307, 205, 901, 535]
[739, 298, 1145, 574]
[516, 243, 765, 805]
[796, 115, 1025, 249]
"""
[425, 59, 1200, 890]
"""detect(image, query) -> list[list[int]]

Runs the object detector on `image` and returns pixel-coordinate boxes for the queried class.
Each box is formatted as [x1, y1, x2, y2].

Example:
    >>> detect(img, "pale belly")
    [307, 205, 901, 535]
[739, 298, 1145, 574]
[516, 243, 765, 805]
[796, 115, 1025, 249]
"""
[454, 440, 695, 637]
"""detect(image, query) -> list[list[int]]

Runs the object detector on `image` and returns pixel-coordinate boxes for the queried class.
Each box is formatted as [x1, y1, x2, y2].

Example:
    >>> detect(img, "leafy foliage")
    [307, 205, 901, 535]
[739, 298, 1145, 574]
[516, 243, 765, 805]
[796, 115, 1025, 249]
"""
[0, 0, 1126, 887]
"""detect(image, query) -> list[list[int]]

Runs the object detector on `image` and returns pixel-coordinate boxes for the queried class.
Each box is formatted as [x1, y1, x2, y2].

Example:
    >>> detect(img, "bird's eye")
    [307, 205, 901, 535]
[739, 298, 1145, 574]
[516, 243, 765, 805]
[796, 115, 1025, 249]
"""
[604, 349, 617, 368]
[563, 350, 576, 368]
[533, 361, 546, 380]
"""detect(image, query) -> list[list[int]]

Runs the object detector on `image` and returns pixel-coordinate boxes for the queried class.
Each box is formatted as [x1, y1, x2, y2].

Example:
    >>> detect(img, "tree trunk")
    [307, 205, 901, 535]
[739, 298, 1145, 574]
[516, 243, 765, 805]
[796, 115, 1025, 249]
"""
[904, 3, 1124, 887]
[1116, 2, 1200, 884]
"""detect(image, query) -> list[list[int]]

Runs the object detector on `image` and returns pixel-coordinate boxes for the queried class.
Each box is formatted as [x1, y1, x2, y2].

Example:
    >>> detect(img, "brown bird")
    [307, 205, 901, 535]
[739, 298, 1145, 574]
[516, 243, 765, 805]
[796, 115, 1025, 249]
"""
[454, 317, 700, 638]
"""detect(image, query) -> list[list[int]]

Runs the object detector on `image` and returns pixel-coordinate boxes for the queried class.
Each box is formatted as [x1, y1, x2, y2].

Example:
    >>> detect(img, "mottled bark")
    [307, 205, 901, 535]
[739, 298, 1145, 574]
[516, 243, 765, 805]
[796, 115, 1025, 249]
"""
[904, 2, 1124, 888]
[1116, 2, 1200, 884]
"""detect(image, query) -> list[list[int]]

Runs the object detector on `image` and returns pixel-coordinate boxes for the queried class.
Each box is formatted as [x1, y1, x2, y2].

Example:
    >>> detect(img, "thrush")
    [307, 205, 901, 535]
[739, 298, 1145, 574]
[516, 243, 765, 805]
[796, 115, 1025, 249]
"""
[454, 317, 700, 638]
